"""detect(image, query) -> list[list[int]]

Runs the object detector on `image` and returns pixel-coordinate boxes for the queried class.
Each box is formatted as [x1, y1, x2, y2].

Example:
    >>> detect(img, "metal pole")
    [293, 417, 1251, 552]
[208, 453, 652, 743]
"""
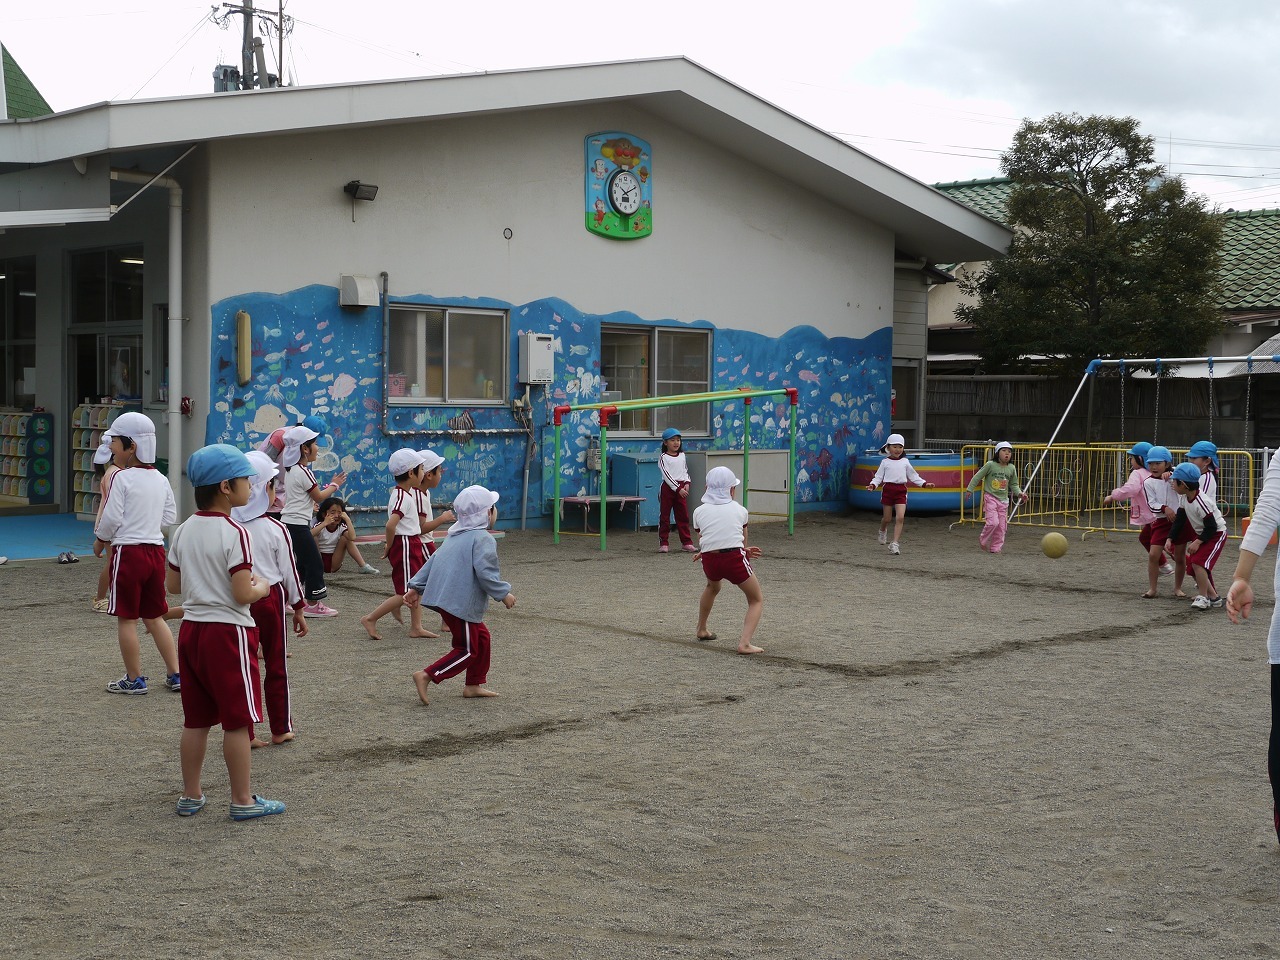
[241, 0, 255, 90]
[598, 417, 609, 551]
[1010, 365, 1094, 521]
[788, 392, 797, 535]
[553, 420, 562, 544]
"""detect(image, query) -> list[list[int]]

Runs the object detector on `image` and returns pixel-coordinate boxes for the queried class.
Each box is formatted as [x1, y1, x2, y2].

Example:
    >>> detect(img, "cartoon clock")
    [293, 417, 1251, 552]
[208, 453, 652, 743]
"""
[607, 169, 642, 218]
[584, 131, 652, 240]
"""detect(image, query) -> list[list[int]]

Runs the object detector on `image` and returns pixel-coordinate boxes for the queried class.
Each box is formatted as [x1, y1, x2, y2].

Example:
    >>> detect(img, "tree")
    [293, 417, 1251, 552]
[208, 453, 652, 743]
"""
[957, 113, 1224, 377]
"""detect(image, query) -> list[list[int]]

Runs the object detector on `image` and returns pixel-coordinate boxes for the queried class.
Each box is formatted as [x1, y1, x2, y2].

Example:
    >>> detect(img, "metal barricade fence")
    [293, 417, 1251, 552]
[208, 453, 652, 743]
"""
[951, 443, 1255, 539]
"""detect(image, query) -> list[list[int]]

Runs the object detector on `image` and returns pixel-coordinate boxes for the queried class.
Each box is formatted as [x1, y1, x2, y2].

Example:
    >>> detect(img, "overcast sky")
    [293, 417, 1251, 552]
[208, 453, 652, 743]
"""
[4, 0, 1278, 209]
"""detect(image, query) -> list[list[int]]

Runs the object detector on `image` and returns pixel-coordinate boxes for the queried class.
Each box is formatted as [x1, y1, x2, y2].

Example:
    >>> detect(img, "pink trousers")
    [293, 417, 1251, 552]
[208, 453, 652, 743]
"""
[979, 493, 1009, 553]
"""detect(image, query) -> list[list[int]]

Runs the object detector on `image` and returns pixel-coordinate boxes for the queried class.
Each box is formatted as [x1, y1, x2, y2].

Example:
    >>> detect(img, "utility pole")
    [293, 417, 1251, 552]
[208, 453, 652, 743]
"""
[241, 0, 255, 91]
[214, 1, 287, 90]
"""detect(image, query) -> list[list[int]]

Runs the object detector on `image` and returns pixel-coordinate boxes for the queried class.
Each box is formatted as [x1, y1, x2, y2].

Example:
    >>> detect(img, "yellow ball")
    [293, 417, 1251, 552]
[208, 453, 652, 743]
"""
[1041, 532, 1068, 559]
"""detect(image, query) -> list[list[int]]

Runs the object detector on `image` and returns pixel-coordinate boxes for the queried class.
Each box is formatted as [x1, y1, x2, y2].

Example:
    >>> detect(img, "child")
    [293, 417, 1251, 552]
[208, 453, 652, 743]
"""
[91, 435, 121, 613]
[258, 414, 328, 517]
[361, 449, 436, 641]
[404, 485, 516, 704]
[1104, 442, 1175, 584]
[965, 441, 1028, 554]
[1185, 440, 1220, 502]
[167, 443, 283, 820]
[232, 451, 308, 748]
[1134, 446, 1187, 599]
[93, 412, 181, 695]
[1167, 461, 1228, 610]
[312, 497, 379, 574]
[691, 466, 764, 655]
[657, 428, 695, 553]
[415, 449, 456, 554]
[281, 424, 346, 617]
[866, 433, 934, 555]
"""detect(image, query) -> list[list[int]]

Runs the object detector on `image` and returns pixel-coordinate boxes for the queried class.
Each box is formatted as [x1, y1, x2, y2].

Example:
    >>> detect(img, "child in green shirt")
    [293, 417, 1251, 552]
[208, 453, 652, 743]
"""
[965, 441, 1028, 553]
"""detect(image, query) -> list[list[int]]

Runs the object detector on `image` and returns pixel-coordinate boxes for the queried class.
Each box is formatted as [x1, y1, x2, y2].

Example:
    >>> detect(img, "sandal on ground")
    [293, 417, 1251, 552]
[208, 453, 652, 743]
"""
[696, 632, 717, 642]
[229, 795, 286, 821]
[175, 794, 206, 817]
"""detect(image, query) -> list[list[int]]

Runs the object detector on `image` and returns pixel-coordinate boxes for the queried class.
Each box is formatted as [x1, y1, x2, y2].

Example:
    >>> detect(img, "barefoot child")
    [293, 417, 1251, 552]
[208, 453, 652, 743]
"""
[414, 450, 456, 554]
[1168, 462, 1227, 610]
[362, 449, 436, 641]
[691, 466, 765, 655]
[93, 412, 181, 695]
[233, 451, 308, 748]
[657, 428, 696, 553]
[167, 444, 282, 820]
[312, 497, 379, 574]
[866, 433, 934, 555]
[404, 485, 516, 704]
[965, 441, 1028, 554]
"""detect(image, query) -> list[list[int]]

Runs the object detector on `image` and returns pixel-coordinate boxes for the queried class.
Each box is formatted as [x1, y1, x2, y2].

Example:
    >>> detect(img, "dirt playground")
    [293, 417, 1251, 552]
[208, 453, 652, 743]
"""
[1, 511, 1277, 960]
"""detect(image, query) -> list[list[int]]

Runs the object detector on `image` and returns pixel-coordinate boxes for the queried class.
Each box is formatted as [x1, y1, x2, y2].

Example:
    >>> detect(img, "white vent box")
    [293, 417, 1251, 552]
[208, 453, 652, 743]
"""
[519, 332, 555, 384]
[339, 274, 379, 307]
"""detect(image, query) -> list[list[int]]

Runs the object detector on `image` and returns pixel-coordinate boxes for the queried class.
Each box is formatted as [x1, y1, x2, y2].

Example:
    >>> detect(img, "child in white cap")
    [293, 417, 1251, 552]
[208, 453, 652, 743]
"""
[965, 441, 1028, 554]
[362, 448, 437, 641]
[280, 424, 346, 617]
[414, 449, 456, 555]
[404, 484, 516, 704]
[91, 433, 121, 613]
[691, 466, 764, 655]
[93, 412, 182, 695]
[866, 433, 933, 555]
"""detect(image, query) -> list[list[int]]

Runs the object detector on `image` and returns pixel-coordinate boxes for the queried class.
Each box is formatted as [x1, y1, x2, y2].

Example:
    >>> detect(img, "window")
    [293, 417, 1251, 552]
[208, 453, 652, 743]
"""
[387, 306, 507, 404]
[601, 325, 711, 434]
[70, 246, 144, 325]
[0, 257, 37, 407]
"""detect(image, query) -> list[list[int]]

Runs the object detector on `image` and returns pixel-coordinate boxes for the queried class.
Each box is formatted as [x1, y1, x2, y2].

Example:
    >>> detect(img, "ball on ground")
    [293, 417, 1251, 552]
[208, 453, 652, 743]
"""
[1041, 531, 1068, 559]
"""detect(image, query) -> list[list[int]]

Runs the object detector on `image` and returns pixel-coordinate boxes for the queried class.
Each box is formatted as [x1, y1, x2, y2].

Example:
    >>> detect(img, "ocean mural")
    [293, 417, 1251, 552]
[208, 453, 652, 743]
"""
[206, 285, 891, 522]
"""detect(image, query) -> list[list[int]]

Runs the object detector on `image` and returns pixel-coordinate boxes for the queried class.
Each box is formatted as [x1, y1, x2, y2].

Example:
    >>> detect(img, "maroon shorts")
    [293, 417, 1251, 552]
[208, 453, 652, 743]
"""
[700, 547, 754, 585]
[108, 543, 169, 621]
[880, 482, 908, 506]
[1186, 531, 1227, 572]
[390, 533, 428, 595]
[1140, 518, 1172, 550]
[177, 620, 261, 731]
[424, 537, 438, 557]
[321, 552, 335, 573]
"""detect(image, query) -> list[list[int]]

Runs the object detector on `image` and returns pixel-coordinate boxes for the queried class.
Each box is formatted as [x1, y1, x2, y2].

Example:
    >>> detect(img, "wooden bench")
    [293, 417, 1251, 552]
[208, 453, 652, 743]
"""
[560, 495, 645, 533]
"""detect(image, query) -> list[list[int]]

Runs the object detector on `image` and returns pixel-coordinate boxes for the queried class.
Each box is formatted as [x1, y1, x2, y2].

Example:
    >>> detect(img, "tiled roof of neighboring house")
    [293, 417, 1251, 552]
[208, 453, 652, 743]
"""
[2, 44, 53, 119]
[933, 178, 1013, 224]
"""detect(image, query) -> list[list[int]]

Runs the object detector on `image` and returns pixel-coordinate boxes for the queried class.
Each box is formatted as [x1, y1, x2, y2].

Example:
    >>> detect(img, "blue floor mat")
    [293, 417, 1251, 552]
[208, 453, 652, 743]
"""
[0, 513, 96, 561]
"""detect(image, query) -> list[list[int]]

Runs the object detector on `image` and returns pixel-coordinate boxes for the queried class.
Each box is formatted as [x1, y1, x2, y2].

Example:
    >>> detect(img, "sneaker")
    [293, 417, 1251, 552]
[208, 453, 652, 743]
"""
[230, 795, 286, 821]
[1190, 595, 1211, 610]
[682, 544, 697, 553]
[1209, 596, 1226, 609]
[658, 544, 669, 553]
[0, 556, 7, 565]
[877, 530, 887, 545]
[1159, 558, 1175, 576]
[107, 674, 148, 695]
[175, 794, 206, 817]
[302, 602, 339, 618]
[888, 542, 901, 555]
[91, 597, 111, 614]
[359, 563, 381, 575]
[164, 672, 181, 692]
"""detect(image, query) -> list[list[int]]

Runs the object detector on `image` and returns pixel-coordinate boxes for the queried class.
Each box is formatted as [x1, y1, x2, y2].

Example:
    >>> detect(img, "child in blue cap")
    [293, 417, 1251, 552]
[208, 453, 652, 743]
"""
[1167, 461, 1227, 610]
[1185, 440, 1219, 503]
[167, 443, 284, 821]
[658, 428, 695, 553]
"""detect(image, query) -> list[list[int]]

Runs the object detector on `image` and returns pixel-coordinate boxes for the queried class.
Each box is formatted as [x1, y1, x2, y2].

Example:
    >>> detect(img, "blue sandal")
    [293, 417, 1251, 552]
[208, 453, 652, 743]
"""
[175, 794, 206, 817]
[230, 795, 286, 821]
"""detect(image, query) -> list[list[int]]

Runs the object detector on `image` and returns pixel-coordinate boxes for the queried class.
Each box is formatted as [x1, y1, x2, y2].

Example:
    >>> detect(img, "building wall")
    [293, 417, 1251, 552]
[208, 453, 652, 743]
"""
[186, 105, 899, 521]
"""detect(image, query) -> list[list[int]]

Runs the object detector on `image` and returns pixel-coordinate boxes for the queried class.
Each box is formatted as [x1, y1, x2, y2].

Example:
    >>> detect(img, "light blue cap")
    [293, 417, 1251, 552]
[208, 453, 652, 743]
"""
[1145, 446, 1173, 468]
[1171, 462, 1202, 486]
[1186, 440, 1218, 466]
[187, 443, 255, 487]
[1127, 441, 1152, 459]
[661, 428, 681, 441]
[302, 415, 328, 436]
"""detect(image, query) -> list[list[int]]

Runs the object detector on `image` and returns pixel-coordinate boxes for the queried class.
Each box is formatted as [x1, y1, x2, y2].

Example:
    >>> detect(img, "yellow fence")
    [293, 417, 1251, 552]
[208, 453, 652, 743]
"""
[951, 443, 1256, 539]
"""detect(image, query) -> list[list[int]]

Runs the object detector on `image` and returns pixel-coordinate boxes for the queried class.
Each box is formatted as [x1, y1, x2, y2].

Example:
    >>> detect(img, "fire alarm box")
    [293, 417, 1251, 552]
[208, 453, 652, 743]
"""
[519, 333, 554, 384]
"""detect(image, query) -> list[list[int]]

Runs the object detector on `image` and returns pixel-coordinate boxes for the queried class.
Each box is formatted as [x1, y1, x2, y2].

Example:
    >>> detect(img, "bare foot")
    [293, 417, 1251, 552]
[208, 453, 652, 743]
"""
[412, 669, 431, 705]
[249, 737, 270, 749]
[737, 644, 764, 655]
[271, 732, 296, 745]
[463, 686, 499, 698]
[392, 608, 404, 624]
[408, 629, 440, 639]
[360, 614, 382, 641]
[696, 631, 717, 642]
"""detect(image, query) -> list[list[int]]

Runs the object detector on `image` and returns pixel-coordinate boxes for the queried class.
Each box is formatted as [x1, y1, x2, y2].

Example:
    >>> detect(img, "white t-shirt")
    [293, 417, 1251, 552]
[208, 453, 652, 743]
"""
[388, 486, 421, 537]
[167, 512, 256, 626]
[243, 515, 304, 609]
[660, 451, 690, 491]
[692, 500, 749, 552]
[312, 520, 345, 553]
[95, 466, 177, 545]
[281, 465, 319, 525]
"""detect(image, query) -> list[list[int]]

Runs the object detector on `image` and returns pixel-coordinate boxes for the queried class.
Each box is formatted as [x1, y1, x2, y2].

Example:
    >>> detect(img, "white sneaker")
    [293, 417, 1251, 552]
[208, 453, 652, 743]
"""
[359, 563, 381, 575]
[877, 530, 887, 545]
[1159, 558, 1175, 576]
[888, 542, 900, 555]
[0, 556, 7, 565]
[1190, 595, 1211, 610]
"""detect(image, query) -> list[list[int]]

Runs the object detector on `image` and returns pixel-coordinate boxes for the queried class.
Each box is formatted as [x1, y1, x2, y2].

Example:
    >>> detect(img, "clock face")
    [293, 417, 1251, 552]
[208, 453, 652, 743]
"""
[608, 170, 642, 216]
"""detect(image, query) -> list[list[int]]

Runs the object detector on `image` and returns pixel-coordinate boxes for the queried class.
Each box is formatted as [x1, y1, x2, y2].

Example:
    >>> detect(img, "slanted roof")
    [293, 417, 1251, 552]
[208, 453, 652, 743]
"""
[1, 44, 53, 119]
[933, 177, 1013, 223]
[0, 57, 1011, 263]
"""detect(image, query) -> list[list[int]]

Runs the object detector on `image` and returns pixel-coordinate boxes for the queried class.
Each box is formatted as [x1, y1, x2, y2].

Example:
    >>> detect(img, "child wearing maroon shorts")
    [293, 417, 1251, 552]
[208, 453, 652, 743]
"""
[93, 412, 181, 695]
[361, 449, 435, 641]
[866, 433, 933, 556]
[691, 466, 765, 655]
[1168, 462, 1228, 610]
[404, 485, 516, 705]
[233, 451, 308, 748]
[167, 444, 283, 821]
[1137, 446, 1193, 599]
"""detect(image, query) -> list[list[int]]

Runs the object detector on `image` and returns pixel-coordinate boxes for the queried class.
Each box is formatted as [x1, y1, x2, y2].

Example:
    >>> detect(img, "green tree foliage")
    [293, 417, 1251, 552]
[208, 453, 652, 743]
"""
[958, 113, 1224, 376]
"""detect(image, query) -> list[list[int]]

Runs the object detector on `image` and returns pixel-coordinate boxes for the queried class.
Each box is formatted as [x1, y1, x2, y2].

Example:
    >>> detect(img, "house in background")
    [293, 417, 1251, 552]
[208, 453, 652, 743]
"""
[0, 43, 52, 121]
[0, 58, 1009, 522]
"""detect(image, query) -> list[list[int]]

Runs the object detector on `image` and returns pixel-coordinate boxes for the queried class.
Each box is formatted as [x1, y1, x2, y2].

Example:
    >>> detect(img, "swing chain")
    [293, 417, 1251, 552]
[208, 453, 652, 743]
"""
[1207, 357, 1215, 443]
[1118, 359, 1125, 448]
[1153, 359, 1162, 444]
[1245, 357, 1254, 447]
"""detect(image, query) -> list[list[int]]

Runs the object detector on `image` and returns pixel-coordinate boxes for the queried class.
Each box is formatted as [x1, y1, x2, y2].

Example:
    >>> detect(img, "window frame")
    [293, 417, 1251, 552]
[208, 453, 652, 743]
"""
[600, 324, 712, 437]
[385, 304, 509, 406]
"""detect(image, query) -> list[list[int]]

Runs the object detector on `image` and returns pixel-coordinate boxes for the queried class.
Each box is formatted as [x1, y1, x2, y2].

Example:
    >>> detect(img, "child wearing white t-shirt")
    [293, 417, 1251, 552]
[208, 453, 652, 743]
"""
[691, 466, 764, 655]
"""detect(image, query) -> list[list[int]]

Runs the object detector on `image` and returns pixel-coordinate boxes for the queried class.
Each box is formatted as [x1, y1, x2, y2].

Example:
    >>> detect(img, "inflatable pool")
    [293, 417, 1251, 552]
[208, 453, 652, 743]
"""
[849, 449, 981, 513]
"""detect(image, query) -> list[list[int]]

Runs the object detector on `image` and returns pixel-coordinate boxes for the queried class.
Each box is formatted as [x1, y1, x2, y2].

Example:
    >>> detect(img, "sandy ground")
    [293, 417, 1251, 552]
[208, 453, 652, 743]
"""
[1, 511, 1278, 960]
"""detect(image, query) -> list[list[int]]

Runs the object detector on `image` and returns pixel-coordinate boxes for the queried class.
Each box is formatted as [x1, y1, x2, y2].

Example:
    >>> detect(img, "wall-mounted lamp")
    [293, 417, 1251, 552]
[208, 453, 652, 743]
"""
[343, 181, 378, 222]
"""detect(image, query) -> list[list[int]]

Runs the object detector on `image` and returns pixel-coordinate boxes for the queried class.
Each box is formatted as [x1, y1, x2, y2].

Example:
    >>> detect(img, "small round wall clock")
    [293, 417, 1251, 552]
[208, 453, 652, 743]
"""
[585, 132, 652, 240]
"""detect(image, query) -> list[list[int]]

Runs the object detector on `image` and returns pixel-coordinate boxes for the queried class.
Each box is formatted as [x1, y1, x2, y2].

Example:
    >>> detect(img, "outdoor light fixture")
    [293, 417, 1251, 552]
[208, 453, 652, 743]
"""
[344, 181, 378, 201]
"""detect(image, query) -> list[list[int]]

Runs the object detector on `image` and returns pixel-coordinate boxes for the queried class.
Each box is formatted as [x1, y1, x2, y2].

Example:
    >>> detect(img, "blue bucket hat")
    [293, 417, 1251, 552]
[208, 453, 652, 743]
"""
[1171, 462, 1202, 487]
[1145, 445, 1173, 468]
[302, 415, 328, 436]
[1127, 441, 1152, 459]
[187, 443, 255, 487]
[1186, 440, 1218, 467]
[661, 428, 681, 441]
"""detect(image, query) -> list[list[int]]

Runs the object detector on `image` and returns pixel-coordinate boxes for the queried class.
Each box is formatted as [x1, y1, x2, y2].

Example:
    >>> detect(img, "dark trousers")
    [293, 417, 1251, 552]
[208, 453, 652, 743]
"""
[659, 484, 692, 546]
[286, 522, 327, 603]
[1271, 665, 1280, 837]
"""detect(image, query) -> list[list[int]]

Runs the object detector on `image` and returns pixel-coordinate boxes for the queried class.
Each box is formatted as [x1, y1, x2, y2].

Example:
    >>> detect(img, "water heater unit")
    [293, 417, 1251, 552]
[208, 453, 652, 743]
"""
[519, 333, 555, 384]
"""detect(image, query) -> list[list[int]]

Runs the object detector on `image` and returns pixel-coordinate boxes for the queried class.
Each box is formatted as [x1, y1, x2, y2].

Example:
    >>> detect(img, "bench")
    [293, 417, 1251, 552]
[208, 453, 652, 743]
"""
[560, 495, 645, 533]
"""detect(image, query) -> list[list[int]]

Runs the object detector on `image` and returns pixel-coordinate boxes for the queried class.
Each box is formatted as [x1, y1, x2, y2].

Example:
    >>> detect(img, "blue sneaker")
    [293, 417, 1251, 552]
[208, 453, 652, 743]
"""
[164, 672, 181, 692]
[107, 675, 148, 695]
[230, 795, 286, 821]
[175, 794, 206, 817]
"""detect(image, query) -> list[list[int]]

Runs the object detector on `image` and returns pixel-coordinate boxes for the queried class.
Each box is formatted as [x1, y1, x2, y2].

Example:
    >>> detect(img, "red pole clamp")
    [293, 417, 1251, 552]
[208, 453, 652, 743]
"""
[553, 405, 571, 426]
[598, 405, 617, 428]
[785, 387, 799, 406]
